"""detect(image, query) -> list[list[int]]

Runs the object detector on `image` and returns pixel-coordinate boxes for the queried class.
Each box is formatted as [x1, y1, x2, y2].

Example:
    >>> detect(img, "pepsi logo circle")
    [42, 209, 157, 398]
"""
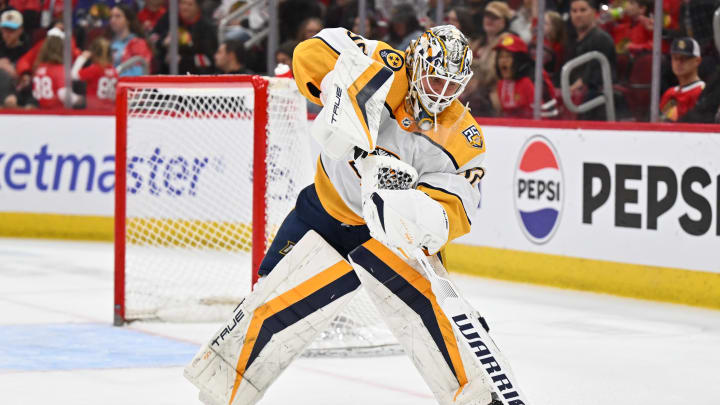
[513, 135, 563, 244]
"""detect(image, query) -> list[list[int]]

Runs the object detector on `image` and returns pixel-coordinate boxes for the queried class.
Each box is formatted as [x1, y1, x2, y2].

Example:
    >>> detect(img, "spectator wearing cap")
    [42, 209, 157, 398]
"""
[494, 33, 558, 118]
[659, 37, 705, 122]
[214, 39, 253, 75]
[474, 1, 514, 94]
[0, 9, 30, 65]
[30, 28, 80, 109]
[13, 22, 80, 107]
[565, 0, 616, 121]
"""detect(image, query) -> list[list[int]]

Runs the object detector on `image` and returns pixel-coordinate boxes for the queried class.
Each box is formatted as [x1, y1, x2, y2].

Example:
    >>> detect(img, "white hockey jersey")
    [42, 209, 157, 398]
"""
[293, 28, 486, 244]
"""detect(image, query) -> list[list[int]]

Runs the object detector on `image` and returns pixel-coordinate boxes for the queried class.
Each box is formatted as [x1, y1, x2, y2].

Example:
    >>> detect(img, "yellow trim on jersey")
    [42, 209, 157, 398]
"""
[416, 184, 471, 243]
[229, 259, 354, 404]
[314, 158, 365, 225]
[363, 238, 469, 390]
[292, 37, 340, 106]
[392, 101, 485, 170]
[293, 33, 410, 112]
[423, 102, 486, 169]
[370, 43, 410, 113]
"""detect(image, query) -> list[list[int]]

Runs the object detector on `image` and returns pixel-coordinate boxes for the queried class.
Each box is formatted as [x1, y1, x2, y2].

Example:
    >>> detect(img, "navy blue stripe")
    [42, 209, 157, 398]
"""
[310, 36, 340, 55]
[370, 193, 387, 232]
[417, 182, 472, 226]
[355, 68, 393, 133]
[348, 245, 459, 383]
[244, 270, 360, 371]
[413, 132, 460, 170]
[384, 102, 395, 119]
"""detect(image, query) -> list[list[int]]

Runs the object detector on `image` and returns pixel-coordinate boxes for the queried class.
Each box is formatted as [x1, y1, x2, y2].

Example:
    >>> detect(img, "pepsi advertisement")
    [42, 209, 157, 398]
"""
[459, 124, 720, 274]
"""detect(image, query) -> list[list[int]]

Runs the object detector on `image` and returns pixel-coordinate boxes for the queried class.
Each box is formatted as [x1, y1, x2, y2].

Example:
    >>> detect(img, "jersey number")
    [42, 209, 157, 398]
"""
[463, 167, 485, 187]
[346, 31, 367, 55]
[32, 76, 54, 100]
[97, 77, 117, 100]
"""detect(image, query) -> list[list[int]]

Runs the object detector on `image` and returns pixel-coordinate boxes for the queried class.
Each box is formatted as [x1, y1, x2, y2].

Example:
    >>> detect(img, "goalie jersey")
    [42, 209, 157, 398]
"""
[293, 28, 486, 244]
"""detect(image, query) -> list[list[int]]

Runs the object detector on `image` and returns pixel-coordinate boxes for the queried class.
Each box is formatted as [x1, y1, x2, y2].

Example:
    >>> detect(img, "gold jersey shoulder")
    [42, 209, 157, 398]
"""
[292, 28, 409, 111]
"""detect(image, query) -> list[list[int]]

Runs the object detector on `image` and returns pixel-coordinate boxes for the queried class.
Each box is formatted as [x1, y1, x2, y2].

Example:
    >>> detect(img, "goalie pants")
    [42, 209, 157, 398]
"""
[257, 184, 373, 277]
[258, 183, 444, 278]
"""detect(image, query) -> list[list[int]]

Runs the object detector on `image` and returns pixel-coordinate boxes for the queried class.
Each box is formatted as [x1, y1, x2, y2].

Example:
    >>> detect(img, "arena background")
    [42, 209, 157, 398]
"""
[1, 110, 718, 310]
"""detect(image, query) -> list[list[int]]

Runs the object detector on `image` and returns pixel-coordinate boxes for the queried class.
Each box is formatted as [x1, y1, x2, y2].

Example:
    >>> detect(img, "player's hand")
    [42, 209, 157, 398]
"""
[362, 188, 449, 255]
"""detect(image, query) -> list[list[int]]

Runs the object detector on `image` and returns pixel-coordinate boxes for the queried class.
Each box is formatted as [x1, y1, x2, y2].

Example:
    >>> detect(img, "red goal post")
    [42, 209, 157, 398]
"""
[114, 75, 313, 324]
[114, 75, 400, 356]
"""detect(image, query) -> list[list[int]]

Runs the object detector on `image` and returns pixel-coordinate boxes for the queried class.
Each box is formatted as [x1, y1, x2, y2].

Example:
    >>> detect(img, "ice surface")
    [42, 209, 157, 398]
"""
[1, 238, 718, 404]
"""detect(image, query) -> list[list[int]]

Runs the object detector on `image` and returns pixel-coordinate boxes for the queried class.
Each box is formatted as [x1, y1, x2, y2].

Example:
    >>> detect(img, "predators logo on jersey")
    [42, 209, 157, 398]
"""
[379, 49, 404, 71]
[462, 125, 483, 149]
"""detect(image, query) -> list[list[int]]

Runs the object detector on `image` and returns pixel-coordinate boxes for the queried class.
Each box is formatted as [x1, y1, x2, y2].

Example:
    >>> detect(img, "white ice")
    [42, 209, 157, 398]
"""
[1, 238, 719, 405]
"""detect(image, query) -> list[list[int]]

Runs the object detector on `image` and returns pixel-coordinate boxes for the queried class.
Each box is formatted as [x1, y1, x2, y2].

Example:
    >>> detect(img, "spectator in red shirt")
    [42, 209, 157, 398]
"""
[605, 0, 654, 54]
[660, 37, 705, 122]
[495, 33, 558, 118]
[31, 27, 78, 108]
[72, 36, 117, 110]
[138, 0, 166, 33]
[109, 5, 153, 77]
[530, 10, 566, 75]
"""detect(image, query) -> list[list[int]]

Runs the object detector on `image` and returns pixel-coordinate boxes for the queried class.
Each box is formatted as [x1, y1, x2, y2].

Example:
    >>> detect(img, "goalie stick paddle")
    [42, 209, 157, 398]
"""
[412, 250, 530, 405]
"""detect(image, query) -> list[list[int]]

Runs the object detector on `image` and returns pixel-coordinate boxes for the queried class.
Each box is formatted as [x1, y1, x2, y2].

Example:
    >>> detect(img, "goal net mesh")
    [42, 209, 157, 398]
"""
[120, 77, 401, 356]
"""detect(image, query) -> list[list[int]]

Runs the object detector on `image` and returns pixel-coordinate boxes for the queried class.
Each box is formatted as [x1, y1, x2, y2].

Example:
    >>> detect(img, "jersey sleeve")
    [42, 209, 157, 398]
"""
[79, 65, 100, 81]
[416, 107, 486, 243]
[417, 171, 479, 243]
[292, 27, 409, 108]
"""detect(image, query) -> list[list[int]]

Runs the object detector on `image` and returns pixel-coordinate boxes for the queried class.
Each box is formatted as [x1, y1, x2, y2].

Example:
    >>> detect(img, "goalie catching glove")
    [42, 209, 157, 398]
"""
[363, 188, 450, 256]
[310, 48, 394, 160]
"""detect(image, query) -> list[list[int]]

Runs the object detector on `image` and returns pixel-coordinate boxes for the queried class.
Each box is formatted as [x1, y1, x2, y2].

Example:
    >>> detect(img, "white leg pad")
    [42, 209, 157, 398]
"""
[349, 241, 494, 405]
[184, 230, 360, 405]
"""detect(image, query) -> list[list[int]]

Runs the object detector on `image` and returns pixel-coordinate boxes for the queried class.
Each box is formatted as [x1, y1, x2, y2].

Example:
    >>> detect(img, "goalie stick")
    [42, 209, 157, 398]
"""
[359, 153, 529, 405]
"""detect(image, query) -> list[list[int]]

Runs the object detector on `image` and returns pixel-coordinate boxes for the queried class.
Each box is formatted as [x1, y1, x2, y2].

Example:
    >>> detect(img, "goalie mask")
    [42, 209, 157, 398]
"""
[406, 25, 473, 130]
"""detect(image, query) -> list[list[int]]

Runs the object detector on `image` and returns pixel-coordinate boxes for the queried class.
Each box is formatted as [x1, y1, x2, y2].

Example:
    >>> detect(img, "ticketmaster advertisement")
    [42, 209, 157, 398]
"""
[459, 125, 720, 273]
[0, 115, 115, 215]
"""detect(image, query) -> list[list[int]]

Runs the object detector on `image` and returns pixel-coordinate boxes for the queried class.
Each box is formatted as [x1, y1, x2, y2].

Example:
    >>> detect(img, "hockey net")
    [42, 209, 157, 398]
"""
[114, 75, 401, 356]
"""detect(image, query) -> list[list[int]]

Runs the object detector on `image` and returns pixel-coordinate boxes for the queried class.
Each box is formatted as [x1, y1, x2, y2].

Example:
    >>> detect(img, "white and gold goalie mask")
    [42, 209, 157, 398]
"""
[406, 25, 473, 130]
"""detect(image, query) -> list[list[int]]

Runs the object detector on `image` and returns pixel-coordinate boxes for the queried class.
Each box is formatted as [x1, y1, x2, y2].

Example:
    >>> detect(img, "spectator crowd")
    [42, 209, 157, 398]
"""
[0, 0, 718, 123]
